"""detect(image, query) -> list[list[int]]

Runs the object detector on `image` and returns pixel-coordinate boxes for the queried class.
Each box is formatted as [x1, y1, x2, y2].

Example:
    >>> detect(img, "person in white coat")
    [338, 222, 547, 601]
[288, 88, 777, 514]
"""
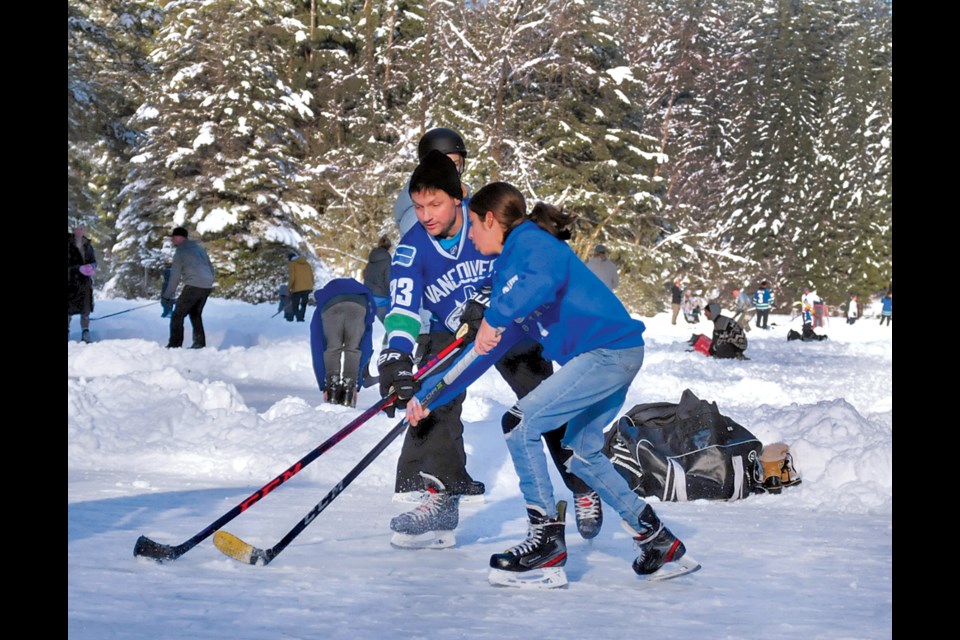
[845, 293, 860, 325]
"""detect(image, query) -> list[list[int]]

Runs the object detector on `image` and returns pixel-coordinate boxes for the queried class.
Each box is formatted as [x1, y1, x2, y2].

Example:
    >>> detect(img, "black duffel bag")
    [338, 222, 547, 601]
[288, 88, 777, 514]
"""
[603, 389, 764, 501]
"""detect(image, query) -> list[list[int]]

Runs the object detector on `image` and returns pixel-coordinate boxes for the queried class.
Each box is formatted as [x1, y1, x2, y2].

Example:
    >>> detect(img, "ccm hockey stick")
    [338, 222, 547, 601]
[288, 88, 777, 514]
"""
[133, 332, 468, 563]
[213, 325, 480, 566]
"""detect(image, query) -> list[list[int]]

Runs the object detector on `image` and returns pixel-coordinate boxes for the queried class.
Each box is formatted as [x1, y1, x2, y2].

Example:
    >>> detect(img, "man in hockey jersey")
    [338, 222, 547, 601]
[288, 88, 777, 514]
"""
[380, 150, 603, 549]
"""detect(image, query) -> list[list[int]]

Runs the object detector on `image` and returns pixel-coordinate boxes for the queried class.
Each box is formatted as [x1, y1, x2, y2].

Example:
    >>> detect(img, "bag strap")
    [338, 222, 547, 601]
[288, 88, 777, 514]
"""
[665, 459, 687, 502]
[731, 455, 745, 500]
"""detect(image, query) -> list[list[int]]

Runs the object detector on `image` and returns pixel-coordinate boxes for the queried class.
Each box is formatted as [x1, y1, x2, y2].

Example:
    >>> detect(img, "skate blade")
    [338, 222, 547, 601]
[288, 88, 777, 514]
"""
[488, 567, 568, 589]
[392, 492, 485, 506]
[389, 531, 456, 550]
[641, 554, 702, 581]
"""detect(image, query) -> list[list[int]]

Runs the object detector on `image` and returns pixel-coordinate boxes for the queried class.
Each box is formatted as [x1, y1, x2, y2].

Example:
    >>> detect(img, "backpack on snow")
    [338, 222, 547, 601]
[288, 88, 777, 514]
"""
[602, 389, 764, 501]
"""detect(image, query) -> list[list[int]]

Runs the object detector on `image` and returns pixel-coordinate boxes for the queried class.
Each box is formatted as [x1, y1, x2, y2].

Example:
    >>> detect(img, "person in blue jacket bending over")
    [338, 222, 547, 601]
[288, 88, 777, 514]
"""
[310, 278, 376, 407]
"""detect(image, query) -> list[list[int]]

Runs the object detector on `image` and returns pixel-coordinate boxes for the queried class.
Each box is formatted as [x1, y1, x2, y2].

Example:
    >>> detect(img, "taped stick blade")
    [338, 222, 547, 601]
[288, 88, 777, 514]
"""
[213, 530, 261, 565]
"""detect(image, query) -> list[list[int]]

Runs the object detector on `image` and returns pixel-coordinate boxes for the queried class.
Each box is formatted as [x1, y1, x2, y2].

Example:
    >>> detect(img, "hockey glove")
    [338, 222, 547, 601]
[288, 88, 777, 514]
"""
[378, 349, 416, 417]
[458, 285, 491, 343]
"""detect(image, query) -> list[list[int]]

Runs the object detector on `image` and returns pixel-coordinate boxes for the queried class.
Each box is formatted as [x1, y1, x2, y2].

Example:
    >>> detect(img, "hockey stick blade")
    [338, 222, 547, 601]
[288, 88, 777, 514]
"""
[214, 326, 480, 566]
[132, 332, 468, 563]
[213, 531, 270, 565]
[133, 535, 187, 562]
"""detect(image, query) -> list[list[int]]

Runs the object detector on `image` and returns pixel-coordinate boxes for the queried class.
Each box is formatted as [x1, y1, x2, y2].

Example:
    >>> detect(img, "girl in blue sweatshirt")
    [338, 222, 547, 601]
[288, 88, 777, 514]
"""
[409, 182, 698, 588]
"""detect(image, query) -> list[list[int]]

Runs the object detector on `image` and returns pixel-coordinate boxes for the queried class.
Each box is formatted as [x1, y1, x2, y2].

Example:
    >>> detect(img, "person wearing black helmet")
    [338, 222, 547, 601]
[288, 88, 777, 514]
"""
[394, 128, 469, 236]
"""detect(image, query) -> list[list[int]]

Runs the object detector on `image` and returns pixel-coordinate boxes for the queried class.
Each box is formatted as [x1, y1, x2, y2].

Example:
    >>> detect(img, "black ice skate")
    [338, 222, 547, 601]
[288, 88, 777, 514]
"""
[488, 501, 568, 589]
[324, 375, 344, 405]
[622, 505, 701, 581]
[573, 490, 603, 540]
[341, 378, 356, 407]
[389, 472, 459, 549]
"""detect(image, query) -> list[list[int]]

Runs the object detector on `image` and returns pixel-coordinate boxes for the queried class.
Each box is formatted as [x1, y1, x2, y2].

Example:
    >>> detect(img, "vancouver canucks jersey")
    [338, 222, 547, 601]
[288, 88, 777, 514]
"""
[384, 204, 495, 353]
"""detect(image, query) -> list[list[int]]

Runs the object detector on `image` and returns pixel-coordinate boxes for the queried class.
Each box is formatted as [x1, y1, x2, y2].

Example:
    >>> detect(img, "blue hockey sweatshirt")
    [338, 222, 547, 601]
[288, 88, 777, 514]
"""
[483, 221, 645, 365]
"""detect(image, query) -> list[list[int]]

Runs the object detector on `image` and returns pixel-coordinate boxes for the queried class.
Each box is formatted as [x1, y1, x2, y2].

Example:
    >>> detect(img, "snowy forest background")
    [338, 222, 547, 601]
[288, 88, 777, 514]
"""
[67, 0, 892, 315]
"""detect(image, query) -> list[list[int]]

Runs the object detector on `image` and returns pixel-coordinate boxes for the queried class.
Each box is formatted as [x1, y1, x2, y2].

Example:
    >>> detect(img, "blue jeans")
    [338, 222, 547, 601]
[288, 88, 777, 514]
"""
[506, 345, 649, 526]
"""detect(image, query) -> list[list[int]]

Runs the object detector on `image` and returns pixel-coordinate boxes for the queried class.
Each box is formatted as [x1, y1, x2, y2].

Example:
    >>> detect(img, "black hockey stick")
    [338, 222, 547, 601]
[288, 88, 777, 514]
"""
[90, 301, 158, 321]
[133, 331, 468, 563]
[213, 327, 481, 565]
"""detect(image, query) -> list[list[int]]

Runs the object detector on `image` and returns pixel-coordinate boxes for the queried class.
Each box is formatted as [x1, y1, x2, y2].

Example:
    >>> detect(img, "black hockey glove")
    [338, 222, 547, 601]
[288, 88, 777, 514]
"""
[378, 349, 416, 417]
[458, 285, 491, 343]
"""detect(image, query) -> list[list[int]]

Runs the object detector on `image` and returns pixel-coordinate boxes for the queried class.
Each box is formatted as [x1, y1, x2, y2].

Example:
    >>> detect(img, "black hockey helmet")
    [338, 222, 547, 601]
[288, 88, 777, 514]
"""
[418, 128, 468, 162]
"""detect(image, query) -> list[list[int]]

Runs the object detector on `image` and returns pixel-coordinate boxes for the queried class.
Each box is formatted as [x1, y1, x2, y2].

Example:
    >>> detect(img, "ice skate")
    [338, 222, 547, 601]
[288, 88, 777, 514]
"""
[488, 501, 568, 589]
[341, 378, 356, 407]
[389, 472, 459, 550]
[622, 505, 700, 581]
[324, 375, 344, 405]
[573, 490, 603, 540]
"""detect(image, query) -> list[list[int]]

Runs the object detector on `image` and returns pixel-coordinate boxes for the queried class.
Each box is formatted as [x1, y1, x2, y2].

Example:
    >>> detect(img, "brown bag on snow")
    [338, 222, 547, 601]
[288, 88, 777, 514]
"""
[759, 442, 802, 494]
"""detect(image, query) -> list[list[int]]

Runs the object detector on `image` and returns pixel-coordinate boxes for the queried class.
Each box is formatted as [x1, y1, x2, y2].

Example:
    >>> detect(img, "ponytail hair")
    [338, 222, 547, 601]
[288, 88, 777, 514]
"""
[528, 202, 577, 241]
[470, 182, 577, 241]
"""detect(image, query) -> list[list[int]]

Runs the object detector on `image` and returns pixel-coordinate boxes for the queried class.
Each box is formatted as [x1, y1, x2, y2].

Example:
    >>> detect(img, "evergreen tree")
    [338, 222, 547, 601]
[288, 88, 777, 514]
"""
[67, 0, 891, 315]
[115, 0, 316, 300]
[68, 0, 161, 283]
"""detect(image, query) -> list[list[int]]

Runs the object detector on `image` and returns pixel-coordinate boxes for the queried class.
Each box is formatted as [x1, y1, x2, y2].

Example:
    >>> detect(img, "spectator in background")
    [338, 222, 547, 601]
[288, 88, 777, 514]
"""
[753, 280, 774, 329]
[812, 290, 827, 328]
[286, 252, 315, 322]
[277, 281, 289, 318]
[163, 227, 215, 349]
[730, 288, 753, 333]
[363, 234, 393, 323]
[670, 277, 683, 325]
[799, 297, 828, 341]
[68, 224, 97, 343]
[845, 294, 860, 325]
[879, 291, 892, 326]
[586, 244, 619, 291]
[160, 261, 174, 318]
[703, 302, 748, 359]
[310, 278, 376, 407]
[681, 288, 701, 324]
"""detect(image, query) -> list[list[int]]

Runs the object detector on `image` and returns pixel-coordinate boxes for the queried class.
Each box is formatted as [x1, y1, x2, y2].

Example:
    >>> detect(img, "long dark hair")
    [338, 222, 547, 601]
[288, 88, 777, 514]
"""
[469, 182, 577, 241]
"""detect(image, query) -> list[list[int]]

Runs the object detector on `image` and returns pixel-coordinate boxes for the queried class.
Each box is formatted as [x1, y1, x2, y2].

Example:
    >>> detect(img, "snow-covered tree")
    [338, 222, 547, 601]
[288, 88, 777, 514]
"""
[114, 0, 316, 300]
[69, 0, 891, 314]
[68, 0, 162, 281]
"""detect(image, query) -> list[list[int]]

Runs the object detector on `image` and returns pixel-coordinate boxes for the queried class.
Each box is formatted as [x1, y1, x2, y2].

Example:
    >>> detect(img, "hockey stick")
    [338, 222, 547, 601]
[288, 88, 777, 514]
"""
[133, 331, 468, 563]
[89, 301, 158, 321]
[213, 326, 479, 566]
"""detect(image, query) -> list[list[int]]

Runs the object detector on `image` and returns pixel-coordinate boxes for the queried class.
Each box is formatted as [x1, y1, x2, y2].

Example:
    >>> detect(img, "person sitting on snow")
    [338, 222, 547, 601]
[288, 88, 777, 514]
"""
[703, 302, 748, 359]
[799, 300, 828, 341]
